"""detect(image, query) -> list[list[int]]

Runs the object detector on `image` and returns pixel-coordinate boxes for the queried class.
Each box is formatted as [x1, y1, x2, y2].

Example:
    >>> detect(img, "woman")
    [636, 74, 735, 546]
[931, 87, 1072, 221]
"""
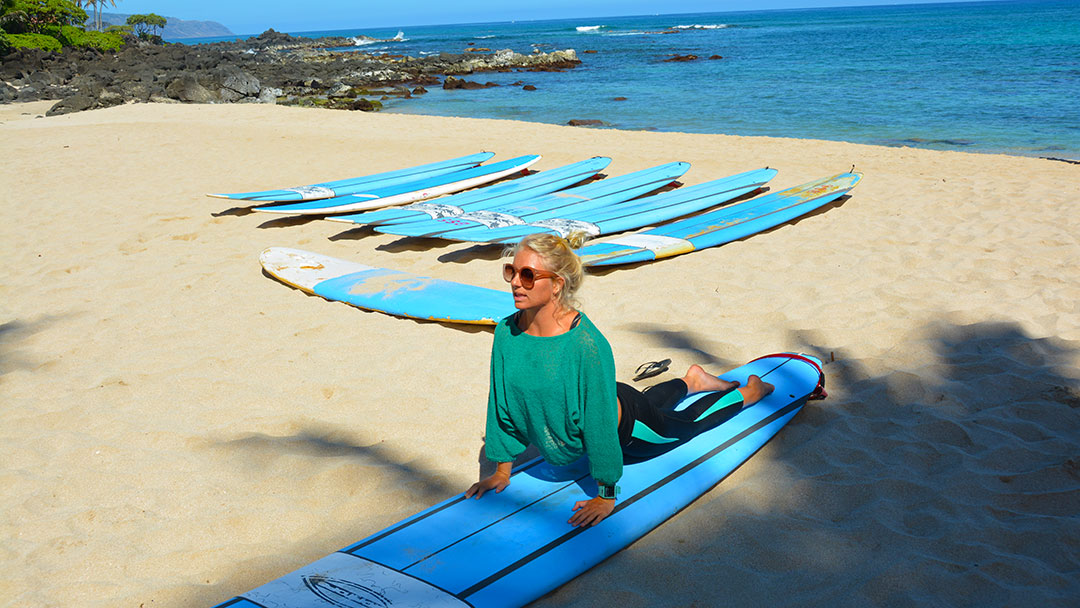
[465, 233, 773, 527]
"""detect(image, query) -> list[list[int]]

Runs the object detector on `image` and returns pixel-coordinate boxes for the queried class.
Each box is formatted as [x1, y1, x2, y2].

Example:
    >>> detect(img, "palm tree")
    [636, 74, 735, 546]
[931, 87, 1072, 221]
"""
[75, 0, 117, 31]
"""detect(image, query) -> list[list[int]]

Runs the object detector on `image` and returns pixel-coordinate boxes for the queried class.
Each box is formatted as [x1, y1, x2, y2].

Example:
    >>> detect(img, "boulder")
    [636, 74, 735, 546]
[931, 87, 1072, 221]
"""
[0, 82, 18, 103]
[257, 87, 283, 104]
[709, 55, 724, 60]
[346, 98, 382, 111]
[613, 96, 627, 101]
[523, 85, 537, 91]
[567, 119, 605, 127]
[165, 75, 217, 103]
[28, 70, 63, 87]
[120, 80, 154, 102]
[98, 89, 125, 107]
[70, 74, 105, 99]
[443, 76, 486, 90]
[412, 86, 428, 95]
[327, 82, 353, 98]
[16, 85, 41, 102]
[219, 68, 261, 98]
[47, 95, 96, 117]
[664, 54, 699, 62]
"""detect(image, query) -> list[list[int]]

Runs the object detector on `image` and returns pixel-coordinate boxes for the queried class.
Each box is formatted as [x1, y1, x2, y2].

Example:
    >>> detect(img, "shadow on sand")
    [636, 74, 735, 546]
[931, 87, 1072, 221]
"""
[204, 317, 1080, 607]
[0, 315, 70, 376]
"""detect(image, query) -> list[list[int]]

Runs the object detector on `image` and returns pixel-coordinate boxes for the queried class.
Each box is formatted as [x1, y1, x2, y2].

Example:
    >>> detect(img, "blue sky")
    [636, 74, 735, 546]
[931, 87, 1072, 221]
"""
[109, 0, 993, 34]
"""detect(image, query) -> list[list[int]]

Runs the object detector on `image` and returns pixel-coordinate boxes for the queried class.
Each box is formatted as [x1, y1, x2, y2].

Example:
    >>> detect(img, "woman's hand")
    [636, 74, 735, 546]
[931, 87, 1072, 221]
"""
[465, 465, 512, 499]
[569, 496, 615, 527]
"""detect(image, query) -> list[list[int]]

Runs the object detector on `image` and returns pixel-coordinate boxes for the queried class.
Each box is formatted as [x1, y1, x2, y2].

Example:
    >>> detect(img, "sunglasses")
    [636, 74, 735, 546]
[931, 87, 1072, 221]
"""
[503, 264, 559, 289]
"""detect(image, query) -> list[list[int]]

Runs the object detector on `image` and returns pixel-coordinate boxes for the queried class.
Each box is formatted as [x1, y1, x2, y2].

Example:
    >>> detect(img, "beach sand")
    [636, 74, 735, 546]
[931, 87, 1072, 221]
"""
[2, 101, 1078, 607]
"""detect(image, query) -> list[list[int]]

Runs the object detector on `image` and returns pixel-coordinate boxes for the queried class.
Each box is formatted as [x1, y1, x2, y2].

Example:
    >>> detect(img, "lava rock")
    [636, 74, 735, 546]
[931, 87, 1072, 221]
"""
[47, 95, 95, 116]
[165, 75, 216, 103]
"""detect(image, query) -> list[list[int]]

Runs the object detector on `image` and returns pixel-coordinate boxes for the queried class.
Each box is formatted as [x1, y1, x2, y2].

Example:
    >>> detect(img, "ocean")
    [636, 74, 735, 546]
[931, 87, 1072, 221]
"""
[183, 0, 1080, 160]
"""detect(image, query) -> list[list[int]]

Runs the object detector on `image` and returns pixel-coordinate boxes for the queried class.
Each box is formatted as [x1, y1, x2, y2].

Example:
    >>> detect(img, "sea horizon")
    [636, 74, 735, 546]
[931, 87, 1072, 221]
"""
[176, 0, 1080, 161]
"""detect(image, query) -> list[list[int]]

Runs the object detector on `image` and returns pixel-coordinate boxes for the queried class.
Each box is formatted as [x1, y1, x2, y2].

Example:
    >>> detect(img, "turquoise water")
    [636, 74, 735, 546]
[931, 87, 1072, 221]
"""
[184, 1, 1080, 159]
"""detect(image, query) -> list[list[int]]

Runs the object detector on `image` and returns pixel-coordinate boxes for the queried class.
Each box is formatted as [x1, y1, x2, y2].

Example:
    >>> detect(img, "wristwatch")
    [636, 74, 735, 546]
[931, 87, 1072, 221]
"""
[598, 483, 619, 500]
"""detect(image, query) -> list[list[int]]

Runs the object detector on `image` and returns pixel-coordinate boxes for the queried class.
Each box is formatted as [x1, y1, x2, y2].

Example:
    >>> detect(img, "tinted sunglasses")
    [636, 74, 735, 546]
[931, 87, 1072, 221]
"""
[502, 264, 558, 289]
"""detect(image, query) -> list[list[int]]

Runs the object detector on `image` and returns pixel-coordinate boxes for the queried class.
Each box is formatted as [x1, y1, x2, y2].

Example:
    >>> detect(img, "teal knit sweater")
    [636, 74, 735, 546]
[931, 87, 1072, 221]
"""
[484, 312, 622, 485]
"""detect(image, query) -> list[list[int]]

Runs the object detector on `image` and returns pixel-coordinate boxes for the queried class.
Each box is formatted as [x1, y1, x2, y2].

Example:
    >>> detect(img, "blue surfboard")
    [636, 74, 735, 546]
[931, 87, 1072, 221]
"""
[260, 248, 514, 324]
[210, 353, 824, 608]
[374, 162, 691, 239]
[578, 172, 862, 267]
[446, 167, 778, 244]
[328, 157, 613, 227]
[208, 152, 495, 202]
[253, 155, 542, 215]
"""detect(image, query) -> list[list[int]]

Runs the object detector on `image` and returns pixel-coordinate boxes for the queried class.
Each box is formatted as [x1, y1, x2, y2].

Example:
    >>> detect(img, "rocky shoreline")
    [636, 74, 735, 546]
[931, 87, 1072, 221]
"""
[0, 29, 581, 116]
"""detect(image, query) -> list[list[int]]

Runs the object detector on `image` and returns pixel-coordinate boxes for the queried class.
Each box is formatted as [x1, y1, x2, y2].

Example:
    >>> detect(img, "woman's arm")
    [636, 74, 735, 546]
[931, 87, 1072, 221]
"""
[574, 328, 622, 526]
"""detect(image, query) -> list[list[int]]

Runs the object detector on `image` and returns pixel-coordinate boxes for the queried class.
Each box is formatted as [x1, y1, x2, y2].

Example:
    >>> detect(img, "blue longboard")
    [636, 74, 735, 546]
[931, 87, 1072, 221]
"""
[445, 167, 778, 244]
[260, 248, 514, 324]
[328, 157, 613, 228]
[211, 353, 823, 608]
[374, 162, 691, 239]
[579, 172, 862, 267]
[208, 152, 495, 202]
[254, 155, 542, 215]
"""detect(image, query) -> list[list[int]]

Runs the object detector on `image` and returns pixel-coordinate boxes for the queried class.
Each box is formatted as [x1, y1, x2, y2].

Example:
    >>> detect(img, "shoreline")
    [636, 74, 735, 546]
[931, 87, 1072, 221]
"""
[5, 97, 1075, 164]
[2, 101, 1078, 607]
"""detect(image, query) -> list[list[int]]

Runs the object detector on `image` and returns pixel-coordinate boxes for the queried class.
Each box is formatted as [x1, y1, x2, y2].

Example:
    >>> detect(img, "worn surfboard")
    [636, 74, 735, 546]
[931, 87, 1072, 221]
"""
[260, 247, 514, 324]
[328, 156, 613, 228]
[208, 152, 495, 202]
[443, 167, 778, 244]
[210, 353, 824, 608]
[373, 161, 691, 239]
[578, 172, 861, 266]
[253, 155, 542, 215]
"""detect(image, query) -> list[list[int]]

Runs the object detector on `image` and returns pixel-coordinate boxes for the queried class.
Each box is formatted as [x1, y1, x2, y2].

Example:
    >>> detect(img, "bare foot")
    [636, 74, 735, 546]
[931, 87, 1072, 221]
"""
[683, 364, 740, 394]
[736, 374, 774, 406]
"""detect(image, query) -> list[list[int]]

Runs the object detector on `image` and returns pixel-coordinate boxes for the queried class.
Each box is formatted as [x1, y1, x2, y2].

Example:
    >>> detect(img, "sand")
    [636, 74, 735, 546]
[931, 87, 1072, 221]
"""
[1, 101, 1078, 608]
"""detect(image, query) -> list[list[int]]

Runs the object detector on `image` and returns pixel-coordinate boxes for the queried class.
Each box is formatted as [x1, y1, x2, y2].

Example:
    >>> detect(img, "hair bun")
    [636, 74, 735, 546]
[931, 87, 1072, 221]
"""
[562, 231, 591, 250]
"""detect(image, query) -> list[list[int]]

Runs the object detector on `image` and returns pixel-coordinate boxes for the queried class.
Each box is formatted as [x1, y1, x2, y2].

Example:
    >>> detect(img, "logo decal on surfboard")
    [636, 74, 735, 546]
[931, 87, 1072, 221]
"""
[302, 574, 393, 608]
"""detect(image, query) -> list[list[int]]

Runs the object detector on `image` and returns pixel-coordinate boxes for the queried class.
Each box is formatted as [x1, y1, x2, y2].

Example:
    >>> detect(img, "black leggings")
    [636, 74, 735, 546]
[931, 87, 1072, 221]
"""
[616, 379, 745, 460]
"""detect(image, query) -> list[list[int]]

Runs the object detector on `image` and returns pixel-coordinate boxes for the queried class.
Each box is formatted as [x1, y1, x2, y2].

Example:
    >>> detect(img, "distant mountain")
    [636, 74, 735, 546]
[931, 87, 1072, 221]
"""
[93, 12, 234, 39]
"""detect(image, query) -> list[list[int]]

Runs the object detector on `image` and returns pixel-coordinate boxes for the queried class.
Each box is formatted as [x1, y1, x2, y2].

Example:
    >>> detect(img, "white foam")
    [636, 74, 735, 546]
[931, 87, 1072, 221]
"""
[674, 24, 732, 30]
[576, 25, 603, 32]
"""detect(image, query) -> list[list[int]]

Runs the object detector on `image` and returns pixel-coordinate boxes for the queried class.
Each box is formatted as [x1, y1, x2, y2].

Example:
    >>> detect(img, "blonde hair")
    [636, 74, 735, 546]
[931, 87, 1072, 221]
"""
[508, 232, 590, 310]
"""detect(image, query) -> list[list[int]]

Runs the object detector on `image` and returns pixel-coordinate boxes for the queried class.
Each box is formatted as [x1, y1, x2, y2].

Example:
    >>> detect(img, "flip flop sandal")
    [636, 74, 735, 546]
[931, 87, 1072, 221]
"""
[633, 358, 671, 382]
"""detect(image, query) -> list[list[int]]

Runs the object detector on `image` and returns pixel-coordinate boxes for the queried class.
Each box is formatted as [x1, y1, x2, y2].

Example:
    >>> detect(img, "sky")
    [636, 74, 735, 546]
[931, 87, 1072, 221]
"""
[108, 0, 997, 34]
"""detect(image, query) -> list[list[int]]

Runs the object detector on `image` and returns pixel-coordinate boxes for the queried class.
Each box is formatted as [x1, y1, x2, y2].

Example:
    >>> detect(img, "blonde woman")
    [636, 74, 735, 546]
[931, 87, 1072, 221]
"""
[465, 233, 773, 526]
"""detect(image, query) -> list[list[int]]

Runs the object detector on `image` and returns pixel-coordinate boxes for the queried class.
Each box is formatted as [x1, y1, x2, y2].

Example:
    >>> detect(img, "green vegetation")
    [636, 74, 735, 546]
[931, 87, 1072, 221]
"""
[126, 12, 163, 40]
[1, 0, 87, 34]
[0, 0, 10, 53]
[1, 0, 126, 54]
[58, 22, 121, 49]
[5, 31, 60, 50]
